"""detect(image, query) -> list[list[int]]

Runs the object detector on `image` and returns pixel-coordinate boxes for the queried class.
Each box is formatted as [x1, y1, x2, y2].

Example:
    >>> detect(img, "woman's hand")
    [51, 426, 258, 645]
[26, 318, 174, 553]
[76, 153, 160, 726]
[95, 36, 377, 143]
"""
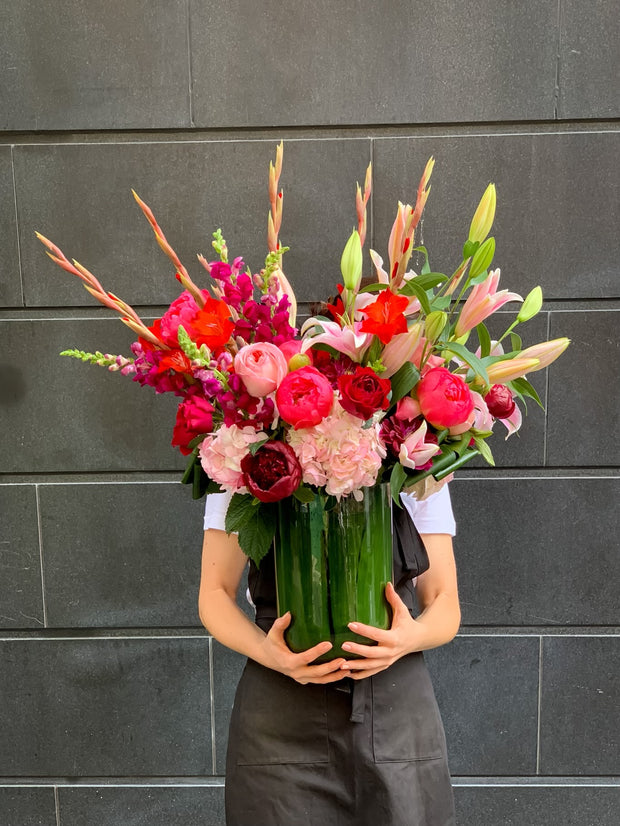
[260, 611, 347, 685]
[338, 582, 423, 680]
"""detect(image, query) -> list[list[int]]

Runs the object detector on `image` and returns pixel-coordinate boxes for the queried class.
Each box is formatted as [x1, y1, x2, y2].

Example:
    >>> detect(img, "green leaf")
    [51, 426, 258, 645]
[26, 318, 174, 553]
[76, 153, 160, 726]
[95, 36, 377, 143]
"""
[181, 451, 199, 485]
[398, 278, 432, 314]
[390, 463, 407, 507]
[225, 493, 256, 534]
[238, 504, 277, 567]
[473, 437, 495, 467]
[468, 237, 495, 279]
[462, 240, 479, 260]
[360, 282, 388, 293]
[510, 332, 522, 352]
[517, 286, 543, 323]
[249, 438, 269, 456]
[192, 462, 211, 499]
[510, 377, 544, 408]
[451, 434, 473, 458]
[412, 272, 448, 290]
[389, 362, 420, 405]
[476, 322, 492, 358]
[412, 245, 431, 275]
[430, 295, 452, 311]
[442, 341, 489, 383]
[293, 485, 316, 503]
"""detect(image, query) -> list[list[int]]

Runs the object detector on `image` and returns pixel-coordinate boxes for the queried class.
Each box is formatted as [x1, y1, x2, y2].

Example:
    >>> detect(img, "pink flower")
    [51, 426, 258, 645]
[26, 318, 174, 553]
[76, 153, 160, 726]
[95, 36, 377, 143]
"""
[300, 318, 372, 362]
[416, 367, 474, 429]
[398, 420, 441, 470]
[499, 402, 522, 438]
[171, 397, 215, 455]
[380, 323, 424, 378]
[276, 366, 334, 429]
[395, 396, 421, 420]
[158, 289, 211, 347]
[233, 342, 288, 398]
[410, 335, 444, 375]
[455, 269, 522, 337]
[286, 401, 386, 498]
[198, 424, 265, 491]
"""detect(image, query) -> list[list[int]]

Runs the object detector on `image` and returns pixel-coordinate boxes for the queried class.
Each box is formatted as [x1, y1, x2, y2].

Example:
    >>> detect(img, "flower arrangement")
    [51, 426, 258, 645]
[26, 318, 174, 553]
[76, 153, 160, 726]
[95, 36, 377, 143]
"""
[37, 143, 568, 565]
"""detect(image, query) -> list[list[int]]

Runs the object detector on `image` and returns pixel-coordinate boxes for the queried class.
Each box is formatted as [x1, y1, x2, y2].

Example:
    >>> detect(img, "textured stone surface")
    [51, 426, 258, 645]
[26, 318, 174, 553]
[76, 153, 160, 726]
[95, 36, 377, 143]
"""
[57, 786, 225, 826]
[0, 1, 190, 130]
[190, 0, 556, 127]
[558, 0, 620, 118]
[0, 485, 44, 629]
[426, 636, 539, 775]
[372, 132, 620, 300]
[0, 147, 22, 307]
[14, 139, 370, 307]
[546, 311, 620, 466]
[39, 483, 205, 628]
[0, 638, 211, 776]
[454, 785, 620, 826]
[0, 788, 56, 826]
[450, 478, 620, 626]
[212, 641, 246, 775]
[540, 636, 620, 775]
[0, 319, 184, 473]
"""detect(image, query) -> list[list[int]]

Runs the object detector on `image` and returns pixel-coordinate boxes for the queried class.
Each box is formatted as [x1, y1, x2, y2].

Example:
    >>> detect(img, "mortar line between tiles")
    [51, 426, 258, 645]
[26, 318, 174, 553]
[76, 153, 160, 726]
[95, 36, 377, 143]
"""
[553, 0, 563, 119]
[9, 146, 26, 306]
[536, 636, 544, 775]
[54, 786, 60, 826]
[34, 485, 48, 627]
[186, 0, 195, 127]
[209, 636, 217, 774]
[542, 311, 551, 465]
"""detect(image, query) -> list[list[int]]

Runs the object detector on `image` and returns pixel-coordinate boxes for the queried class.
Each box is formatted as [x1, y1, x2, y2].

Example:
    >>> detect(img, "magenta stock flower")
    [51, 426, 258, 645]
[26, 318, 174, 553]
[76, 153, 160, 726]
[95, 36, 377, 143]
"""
[455, 269, 522, 337]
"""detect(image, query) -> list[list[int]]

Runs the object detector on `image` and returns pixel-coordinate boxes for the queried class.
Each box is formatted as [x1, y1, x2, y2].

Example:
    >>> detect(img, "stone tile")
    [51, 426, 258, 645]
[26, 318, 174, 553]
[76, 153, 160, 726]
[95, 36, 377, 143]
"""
[558, 0, 620, 118]
[58, 786, 225, 826]
[454, 786, 620, 826]
[0, 788, 57, 826]
[0, 1, 190, 130]
[190, 0, 556, 127]
[450, 478, 620, 626]
[39, 483, 206, 628]
[546, 311, 620, 466]
[373, 132, 620, 300]
[14, 139, 370, 307]
[540, 636, 620, 775]
[0, 638, 211, 776]
[0, 147, 22, 307]
[1, 318, 185, 473]
[0, 485, 44, 629]
[425, 636, 539, 775]
[212, 640, 246, 775]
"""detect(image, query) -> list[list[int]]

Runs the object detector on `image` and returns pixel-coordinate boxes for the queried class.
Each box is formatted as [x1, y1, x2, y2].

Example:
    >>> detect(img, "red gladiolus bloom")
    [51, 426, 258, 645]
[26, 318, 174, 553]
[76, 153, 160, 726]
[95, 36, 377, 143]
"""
[156, 349, 193, 375]
[191, 298, 235, 350]
[360, 290, 409, 344]
[240, 442, 302, 503]
[416, 367, 474, 429]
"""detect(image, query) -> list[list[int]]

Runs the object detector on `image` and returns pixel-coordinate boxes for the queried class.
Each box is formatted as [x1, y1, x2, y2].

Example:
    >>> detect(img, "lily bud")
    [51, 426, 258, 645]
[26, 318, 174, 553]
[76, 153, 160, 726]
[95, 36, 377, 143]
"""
[516, 286, 543, 323]
[486, 357, 540, 383]
[340, 230, 363, 292]
[469, 183, 496, 244]
[424, 310, 447, 342]
[519, 338, 570, 371]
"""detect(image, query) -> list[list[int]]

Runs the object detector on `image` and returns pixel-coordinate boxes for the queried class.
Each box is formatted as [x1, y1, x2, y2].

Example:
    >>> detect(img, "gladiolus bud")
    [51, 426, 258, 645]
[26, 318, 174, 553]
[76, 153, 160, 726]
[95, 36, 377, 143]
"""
[485, 357, 540, 383]
[519, 337, 570, 371]
[424, 311, 447, 342]
[340, 230, 363, 292]
[469, 183, 496, 244]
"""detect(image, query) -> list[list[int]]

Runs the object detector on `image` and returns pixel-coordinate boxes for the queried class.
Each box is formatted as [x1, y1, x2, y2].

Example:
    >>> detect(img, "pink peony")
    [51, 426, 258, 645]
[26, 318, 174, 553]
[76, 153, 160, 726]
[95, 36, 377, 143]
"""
[198, 424, 265, 492]
[233, 342, 288, 398]
[276, 366, 334, 429]
[416, 367, 474, 429]
[158, 289, 210, 347]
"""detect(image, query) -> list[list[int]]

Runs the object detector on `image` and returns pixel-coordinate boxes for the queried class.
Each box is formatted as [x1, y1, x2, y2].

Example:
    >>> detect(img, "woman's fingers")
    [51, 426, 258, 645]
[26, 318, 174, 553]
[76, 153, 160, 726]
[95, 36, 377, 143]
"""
[296, 640, 333, 664]
[349, 665, 387, 680]
[346, 621, 391, 643]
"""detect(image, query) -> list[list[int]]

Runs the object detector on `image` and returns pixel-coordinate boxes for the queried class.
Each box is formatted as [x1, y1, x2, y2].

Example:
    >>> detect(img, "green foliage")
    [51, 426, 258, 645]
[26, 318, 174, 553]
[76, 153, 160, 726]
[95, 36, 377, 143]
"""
[442, 341, 489, 383]
[476, 322, 492, 358]
[389, 362, 420, 406]
[226, 494, 277, 566]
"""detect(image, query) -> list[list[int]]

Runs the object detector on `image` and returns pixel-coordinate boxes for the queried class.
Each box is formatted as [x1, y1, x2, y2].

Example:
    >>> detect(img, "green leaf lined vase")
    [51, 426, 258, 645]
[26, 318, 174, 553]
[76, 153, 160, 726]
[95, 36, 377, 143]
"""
[274, 484, 393, 662]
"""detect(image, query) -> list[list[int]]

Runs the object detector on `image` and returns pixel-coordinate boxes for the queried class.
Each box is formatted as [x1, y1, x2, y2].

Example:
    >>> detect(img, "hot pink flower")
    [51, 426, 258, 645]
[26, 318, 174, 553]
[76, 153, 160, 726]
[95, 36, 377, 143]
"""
[198, 424, 265, 491]
[300, 318, 372, 362]
[276, 366, 334, 429]
[233, 342, 288, 398]
[416, 367, 474, 429]
[171, 397, 215, 455]
[455, 269, 522, 337]
[158, 289, 210, 347]
[398, 420, 441, 470]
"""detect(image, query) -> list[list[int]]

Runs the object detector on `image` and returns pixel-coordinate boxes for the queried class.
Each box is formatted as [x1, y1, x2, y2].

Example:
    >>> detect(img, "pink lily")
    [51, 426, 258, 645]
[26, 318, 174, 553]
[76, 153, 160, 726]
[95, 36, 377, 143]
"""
[485, 357, 540, 383]
[398, 420, 441, 470]
[300, 318, 372, 362]
[381, 323, 424, 378]
[519, 338, 570, 371]
[499, 402, 522, 438]
[455, 269, 522, 337]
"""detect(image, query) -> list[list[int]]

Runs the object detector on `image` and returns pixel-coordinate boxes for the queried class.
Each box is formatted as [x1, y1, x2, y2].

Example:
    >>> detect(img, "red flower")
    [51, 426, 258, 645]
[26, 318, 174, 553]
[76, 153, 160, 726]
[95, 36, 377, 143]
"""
[359, 290, 409, 344]
[337, 366, 391, 420]
[484, 384, 516, 419]
[190, 297, 235, 350]
[416, 367, 474, 429]
[275, 366, 334, 429]
[171, 397, 215, 455]
[156, 349, 193, 375]
[241, 442, 302, 502]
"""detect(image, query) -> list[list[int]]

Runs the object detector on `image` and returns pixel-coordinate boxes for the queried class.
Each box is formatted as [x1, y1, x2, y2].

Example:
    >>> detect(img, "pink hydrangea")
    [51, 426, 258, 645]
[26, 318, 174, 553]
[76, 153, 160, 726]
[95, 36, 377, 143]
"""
[198, 424, 265, 492]
[286, 401, 386, 499]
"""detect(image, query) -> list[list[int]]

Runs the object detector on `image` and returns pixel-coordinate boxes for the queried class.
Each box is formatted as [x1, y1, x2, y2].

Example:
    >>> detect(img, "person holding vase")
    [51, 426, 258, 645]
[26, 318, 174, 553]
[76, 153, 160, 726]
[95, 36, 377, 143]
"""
[199, 479, 460, 826]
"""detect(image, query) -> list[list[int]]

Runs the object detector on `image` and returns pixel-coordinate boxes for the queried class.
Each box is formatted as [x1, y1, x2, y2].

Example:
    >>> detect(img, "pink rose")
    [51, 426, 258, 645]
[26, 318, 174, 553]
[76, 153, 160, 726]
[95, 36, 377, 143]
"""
[233, 342, 289, 398]
[416, 367, 474, 429]
[240, 442, 302, 502]
[276, 366, 334, 429]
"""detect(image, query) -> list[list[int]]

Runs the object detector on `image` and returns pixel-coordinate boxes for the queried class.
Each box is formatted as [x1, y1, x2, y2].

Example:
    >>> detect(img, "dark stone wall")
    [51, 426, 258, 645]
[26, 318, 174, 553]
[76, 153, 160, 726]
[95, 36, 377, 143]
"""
[1, 2, 618, 823]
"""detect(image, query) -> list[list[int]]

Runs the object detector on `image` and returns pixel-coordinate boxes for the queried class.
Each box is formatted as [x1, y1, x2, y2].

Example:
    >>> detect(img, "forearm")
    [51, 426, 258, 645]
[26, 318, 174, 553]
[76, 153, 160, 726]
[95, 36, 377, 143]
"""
[410, 590, 461, 652]
[199, 587, 271, 666]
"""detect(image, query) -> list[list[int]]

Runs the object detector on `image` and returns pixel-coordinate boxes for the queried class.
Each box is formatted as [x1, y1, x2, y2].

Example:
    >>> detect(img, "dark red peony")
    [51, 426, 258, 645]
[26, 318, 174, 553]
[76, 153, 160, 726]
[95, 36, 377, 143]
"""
[240, 442, 303, 502]
[416, 367, 474, 429]
[484, 383, 516, 419]
[337, 366, 391, 420]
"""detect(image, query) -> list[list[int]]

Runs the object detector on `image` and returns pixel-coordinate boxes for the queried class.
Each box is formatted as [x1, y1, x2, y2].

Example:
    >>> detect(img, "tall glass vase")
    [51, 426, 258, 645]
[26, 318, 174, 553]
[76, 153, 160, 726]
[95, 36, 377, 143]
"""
[274, 484, 393, 662]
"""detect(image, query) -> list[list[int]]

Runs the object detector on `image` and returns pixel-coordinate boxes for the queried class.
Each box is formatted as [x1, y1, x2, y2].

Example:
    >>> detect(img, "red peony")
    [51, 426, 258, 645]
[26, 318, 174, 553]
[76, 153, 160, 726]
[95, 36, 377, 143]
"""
[240, 442, 302, 502]
[171, 396, 216, 455]
[416, 367, 474, 429]
[484, 384, 516, 419]
[275, 366, 334, 429]
[337, 366, 391, 420]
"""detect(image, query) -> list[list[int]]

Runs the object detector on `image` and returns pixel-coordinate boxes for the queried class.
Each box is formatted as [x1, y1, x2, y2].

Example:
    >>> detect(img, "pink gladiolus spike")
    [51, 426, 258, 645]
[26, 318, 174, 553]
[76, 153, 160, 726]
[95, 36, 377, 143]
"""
[356, 162, 372, 247]
[455, 268, 522, 337]
[485, 358, 540, 383]
[519, 338, 570, 371]
[197, 253, 212, 274]
[444, 259, 470, 296]
[388, 203, 407, 285]
[369, 249, 389, 284]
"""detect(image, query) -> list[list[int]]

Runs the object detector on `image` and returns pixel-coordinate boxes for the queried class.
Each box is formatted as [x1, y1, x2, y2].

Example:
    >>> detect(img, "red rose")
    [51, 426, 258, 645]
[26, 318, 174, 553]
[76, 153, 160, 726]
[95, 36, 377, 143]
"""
[416, 367, 474, 429]
[171, 397, 215, 455]
[240, 442, 302, 503]
[275, 366, 334, 429]
[484, 384, 516, 419]
[337, 367, 391, 420]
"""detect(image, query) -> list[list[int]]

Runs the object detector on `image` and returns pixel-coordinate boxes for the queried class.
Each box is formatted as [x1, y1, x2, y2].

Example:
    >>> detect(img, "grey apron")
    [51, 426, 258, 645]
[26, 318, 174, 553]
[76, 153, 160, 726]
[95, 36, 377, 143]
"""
[225, 506, 456, 826]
